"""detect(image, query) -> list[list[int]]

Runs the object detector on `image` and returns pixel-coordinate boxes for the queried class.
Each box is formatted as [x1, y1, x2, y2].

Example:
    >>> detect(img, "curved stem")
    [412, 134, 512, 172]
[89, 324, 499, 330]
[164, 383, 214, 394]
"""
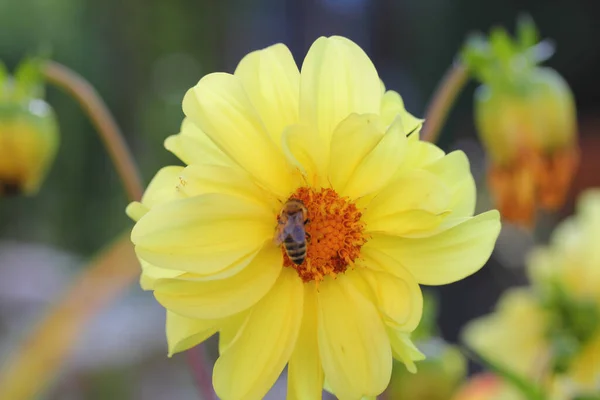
[43, 61, 143, 202]
[187, 345, 217, 400]
[421, 61, 470, 144]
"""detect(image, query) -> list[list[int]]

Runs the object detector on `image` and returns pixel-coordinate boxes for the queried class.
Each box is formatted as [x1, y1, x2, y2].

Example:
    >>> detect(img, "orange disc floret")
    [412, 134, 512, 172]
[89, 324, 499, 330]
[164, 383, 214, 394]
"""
[488, 146, 579, 228]
[280, 187, 367, 283]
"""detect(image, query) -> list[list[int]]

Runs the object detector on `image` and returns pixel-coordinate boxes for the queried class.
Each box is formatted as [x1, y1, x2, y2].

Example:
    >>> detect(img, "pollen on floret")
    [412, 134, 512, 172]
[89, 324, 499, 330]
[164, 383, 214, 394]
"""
[279, 187, 367, 283]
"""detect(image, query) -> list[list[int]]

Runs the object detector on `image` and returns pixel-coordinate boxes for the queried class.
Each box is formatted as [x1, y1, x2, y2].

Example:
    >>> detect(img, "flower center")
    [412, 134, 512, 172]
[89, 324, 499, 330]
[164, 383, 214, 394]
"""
[279, 187, 367, 283]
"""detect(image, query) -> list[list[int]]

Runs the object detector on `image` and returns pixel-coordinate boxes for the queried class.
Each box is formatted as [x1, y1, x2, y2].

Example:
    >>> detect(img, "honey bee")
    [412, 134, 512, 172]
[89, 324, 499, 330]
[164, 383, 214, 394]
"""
[275, 199, 310, 265]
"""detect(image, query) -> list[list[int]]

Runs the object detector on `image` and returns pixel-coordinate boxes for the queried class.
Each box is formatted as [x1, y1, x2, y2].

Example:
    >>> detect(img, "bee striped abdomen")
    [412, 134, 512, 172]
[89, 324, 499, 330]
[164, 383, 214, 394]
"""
[284, 235, 307, 265]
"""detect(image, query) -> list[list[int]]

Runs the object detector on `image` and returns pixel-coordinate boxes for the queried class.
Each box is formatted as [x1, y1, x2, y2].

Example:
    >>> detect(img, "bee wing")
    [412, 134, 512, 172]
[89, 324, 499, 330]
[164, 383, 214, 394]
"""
[274, 222, 286, 245]
[289, 224, 307, 243]
[286, 213, 307, 242]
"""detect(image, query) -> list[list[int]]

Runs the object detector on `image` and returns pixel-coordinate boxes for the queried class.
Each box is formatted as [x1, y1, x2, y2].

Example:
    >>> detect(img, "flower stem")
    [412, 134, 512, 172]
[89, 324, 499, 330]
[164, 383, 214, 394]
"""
[421, 61, 470, 144]
[0, 234, 139, 400]
[187, 345, 217, 400]
[42, 61, 143, 202]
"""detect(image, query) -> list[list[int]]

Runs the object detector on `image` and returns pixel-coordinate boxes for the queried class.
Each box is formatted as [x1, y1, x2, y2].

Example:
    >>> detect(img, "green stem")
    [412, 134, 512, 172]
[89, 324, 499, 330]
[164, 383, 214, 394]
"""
[421, 61, 470, 144]
[42, 61, 143, 202]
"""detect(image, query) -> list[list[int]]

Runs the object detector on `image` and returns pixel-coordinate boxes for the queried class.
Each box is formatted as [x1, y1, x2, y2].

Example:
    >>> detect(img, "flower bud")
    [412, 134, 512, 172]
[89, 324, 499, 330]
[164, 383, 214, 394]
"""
[475, 68, 578, 225]
[0, 59, 59, 196]
[464, 18, 578, 226]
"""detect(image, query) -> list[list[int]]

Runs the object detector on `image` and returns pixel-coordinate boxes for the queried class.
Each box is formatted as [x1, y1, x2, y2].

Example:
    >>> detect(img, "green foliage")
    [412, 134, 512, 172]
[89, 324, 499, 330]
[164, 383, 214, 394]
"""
[12, 56, 46, 101]
[516, 14, 539, 51]
[0, 61, 7, 97]
[460, 15, 553, 91]
[412, 290, 439, 340]
[0, 54, 49, 103]
[541, 281, 600, 373]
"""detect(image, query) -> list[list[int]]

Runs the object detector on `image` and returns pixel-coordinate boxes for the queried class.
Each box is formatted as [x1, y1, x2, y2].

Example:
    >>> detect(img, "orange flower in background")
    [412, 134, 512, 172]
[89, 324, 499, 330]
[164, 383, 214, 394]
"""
[464, 18, 579, 227]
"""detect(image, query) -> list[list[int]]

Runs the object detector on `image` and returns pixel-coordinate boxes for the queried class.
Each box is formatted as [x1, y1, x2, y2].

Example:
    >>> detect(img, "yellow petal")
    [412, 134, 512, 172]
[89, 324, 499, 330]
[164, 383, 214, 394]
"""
[287, 284, 324, 400]
[235, 43, 300, 144]
[164, 118, 235, 167]
[139, 259, 184, 290]
[141, 166, 185, 207]
[423, 151, 476, 219]
[132, 193, 274, 274]
[166, 311, 220, 356]
[176, 164, 275, 208]
[281, 123, 328, 188]
[182, 72, 294, 196]
[300, 36, 381, 142]
[396, 139, 445, 174]
[380, 90, 423, 133]
[125, 202, 147, 222]
[387, 329, 425, 373]
[355, 250, 423, 332]
[126, 166, 185, 222]
[328, 113, 385, 193]
[153, 244, 282, 319]
[365, 210, 501, 285]
[362, 169, 450, 236]
[218, 311, 250, 356]
[317, 275, 392, 400]
[213, 268, 303, 400]
[340, 116, 409, 199]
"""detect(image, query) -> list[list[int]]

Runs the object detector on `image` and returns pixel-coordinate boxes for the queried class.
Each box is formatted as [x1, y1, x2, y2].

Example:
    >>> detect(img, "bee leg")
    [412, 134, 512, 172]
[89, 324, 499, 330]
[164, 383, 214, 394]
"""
[306, 232, 312, 242]
[304, 218, 310, 225]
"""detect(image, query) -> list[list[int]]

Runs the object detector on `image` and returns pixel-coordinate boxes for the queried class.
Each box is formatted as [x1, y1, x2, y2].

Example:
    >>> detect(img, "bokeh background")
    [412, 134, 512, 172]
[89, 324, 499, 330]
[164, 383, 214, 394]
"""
[1, 0, 600, 398]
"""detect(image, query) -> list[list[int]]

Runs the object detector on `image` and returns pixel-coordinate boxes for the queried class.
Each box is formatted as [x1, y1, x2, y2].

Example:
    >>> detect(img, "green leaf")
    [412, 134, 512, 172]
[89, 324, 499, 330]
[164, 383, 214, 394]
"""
[489, 26, 516, 66]
[461, 33, 490, 68]
[517, 14, 539, 51]
[461, 33, 495, 82]
[13, 56, 45, 100]
[0, 61, 7, 85]
[412, 290, 439, 340]
[0, 61, 8, 99]
[462, 347, 546, 400]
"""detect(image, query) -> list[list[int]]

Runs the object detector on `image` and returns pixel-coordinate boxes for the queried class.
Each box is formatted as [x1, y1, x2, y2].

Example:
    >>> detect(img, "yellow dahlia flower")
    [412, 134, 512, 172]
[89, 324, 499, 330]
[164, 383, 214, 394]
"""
[127, 36, 500, 400]
[464, 190, 600, 399]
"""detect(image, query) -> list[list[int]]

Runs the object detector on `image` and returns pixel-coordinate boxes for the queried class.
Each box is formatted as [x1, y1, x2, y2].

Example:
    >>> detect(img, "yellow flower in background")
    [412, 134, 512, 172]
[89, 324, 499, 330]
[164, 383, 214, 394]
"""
[127, 36, 501, 400]
[0, 59, 59, 196]
[463, 288, 551, 381]
[528, 189, 600, 394]
[464, 18, 578, 227]
[464, 190, 600, 399]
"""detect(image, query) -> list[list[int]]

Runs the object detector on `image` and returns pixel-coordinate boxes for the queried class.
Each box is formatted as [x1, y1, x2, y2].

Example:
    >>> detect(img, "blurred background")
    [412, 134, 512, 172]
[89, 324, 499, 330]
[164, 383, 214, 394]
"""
[1, 0, 600, 399]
